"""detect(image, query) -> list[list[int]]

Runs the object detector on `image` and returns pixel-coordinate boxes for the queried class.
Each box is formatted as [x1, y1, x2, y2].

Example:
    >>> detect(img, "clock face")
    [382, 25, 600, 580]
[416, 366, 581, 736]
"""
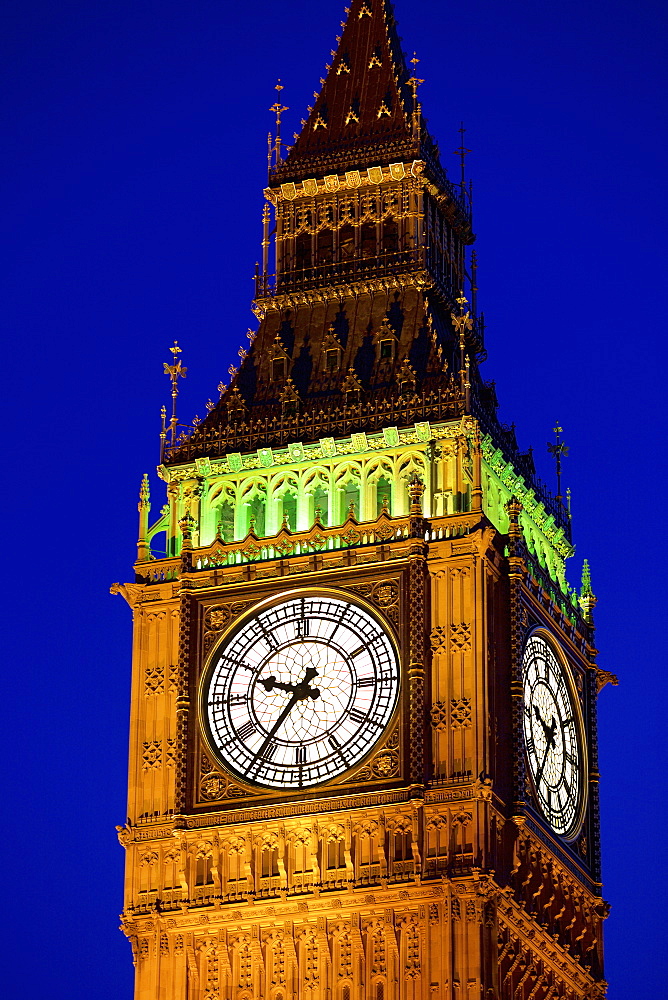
[202, 593, 399, 789]
[522, 633, 584, 836]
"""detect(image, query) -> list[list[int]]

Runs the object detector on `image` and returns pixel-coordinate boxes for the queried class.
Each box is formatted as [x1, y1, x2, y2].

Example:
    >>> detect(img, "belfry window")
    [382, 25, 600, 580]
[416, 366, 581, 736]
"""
[361, 222, 376, 258]
[380, 339, 394, 360]
[272, 357, 286, 380]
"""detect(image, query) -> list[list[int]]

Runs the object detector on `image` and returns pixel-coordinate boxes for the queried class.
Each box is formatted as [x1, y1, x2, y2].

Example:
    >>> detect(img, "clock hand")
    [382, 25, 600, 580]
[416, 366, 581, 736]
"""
[251, 668, 321, 766]
[534, 722, 558, 788]
[259, 666, 319, 695]
[534, 705, 557, 748]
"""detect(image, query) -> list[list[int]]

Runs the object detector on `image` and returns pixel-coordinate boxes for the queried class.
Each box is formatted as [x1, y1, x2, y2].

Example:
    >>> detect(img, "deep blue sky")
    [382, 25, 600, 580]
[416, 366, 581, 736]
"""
[3, 1, 666, 996]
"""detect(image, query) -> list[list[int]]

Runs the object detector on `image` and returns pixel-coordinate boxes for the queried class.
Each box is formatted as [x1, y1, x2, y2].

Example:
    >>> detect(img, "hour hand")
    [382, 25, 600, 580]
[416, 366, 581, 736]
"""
[534, 705, 557, 747]
[259, 675, 295, 694]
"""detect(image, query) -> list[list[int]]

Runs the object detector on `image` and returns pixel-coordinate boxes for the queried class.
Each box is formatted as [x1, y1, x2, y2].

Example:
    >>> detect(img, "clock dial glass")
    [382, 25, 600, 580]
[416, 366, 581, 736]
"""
[522, 634, 583, 836]
[203, 594, 399, 789]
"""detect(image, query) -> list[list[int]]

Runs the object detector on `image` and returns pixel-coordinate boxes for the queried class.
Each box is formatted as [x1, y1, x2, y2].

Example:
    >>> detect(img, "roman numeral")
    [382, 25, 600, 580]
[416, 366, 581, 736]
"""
[237, 721, 256, 741]
[296, 618, 310, 638]
[350, 644, 366, 659]
[357, 677, 375, 687]
[261, 741, 277, 761]
[295, 746, 306, 765]
[262, 629, 278, 649]
[229, 693, 248, 706]
[349, 709, 367, 724]
[328, 734, 348, 760]
[525, 737, 535, 757]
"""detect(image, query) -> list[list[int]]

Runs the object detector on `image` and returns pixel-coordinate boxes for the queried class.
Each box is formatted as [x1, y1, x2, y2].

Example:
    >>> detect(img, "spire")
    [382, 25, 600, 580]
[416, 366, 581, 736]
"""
[281, 0, 422, 177]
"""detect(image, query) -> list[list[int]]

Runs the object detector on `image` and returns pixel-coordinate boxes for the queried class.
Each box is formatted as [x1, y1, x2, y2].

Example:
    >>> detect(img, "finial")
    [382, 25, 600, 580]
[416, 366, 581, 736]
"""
[348, 500, 356, 518]
[281, 511, 290, 531]
[138, 473, 150, 508]
[217, 381, 227, 396]
[581, 559, 594, 598]
[380, 495, 390, 515]
[579, 559, 597, 625]
[408, 475, 425, 515]
[471, 249, 478, 316]
[453, 122, 472, 191]
[566, 486, 572, 520]
[547, 422, 569, 503]
[178, 510, 196, 544]
[314, 506, 322, 525]
[407, 53, 424, 136]
[163, 341, 187, 451]
[269, 80, 289, 171]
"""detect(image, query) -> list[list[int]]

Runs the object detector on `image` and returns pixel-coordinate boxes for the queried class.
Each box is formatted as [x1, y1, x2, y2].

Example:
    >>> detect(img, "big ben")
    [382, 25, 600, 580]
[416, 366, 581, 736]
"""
[113, 1, 610, 997]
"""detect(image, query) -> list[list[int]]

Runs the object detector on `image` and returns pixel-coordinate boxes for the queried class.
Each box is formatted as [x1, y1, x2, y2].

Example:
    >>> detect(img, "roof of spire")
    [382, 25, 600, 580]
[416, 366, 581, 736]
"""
[278, 0, 427, 178]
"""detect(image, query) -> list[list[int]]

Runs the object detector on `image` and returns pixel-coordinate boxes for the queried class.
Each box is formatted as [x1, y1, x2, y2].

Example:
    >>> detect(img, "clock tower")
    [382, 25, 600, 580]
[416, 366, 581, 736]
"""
[113, 2, 611, 998]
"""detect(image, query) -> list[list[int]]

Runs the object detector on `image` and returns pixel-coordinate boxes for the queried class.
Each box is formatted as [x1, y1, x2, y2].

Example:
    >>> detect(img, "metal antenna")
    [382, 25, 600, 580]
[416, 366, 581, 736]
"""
[547, 422, 569, 503]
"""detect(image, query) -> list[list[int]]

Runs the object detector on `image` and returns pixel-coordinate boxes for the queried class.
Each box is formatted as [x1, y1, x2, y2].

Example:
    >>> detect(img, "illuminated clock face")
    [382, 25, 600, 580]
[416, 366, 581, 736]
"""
[203, 594, 399, 789]
[522, 633, 583, 836]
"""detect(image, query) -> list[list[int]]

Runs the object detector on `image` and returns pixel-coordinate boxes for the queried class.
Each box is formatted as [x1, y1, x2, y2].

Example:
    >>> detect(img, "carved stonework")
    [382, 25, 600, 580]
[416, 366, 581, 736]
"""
[348, 580, 399, 626]
[144, 665, 164, 695]
[203, 601, 253, 653]
[347, 725, 400, 783]
[372, 749, 399, 778]
[451, 698, 472, 729]
[450, 623, 471, 650]
[199, 772, 250, 801]
[430, 702, 448, 731]
[142, 741, 162, 769]
[430, 627, 448, 653]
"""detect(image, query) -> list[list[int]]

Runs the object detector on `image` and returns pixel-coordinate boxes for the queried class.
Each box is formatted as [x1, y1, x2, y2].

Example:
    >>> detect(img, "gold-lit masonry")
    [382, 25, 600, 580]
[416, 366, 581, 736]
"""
[113, 2, 612, 997]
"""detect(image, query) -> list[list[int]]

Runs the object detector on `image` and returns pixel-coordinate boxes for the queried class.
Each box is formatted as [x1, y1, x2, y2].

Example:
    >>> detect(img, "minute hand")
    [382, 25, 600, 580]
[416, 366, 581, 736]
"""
[253, 691, 301, 763]
[252, 669, 320, 766]
[534, 718, 557, 788]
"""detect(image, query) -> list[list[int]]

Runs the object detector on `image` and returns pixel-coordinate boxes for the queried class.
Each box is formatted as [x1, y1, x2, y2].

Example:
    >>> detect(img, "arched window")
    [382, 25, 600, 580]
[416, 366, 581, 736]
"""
[376, 477, 392, 516]
[394, 829, 412, 861]
[281, 491, 297, 531]
[195, 853, 213, 886]
[217, 501, 234, 542]
[262, 847, 279, 877]
[343, 482, 359, 520]
[361, 222, 376, 258]
[249, 495, 265, 537]
[339, 224, 355, 261]
[382, 219, 398, 253]
[317, 228, 333, 264]
[313, 486, 328, 526]
[296, 233, 311, 271]
[327, 840, 345, 869]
